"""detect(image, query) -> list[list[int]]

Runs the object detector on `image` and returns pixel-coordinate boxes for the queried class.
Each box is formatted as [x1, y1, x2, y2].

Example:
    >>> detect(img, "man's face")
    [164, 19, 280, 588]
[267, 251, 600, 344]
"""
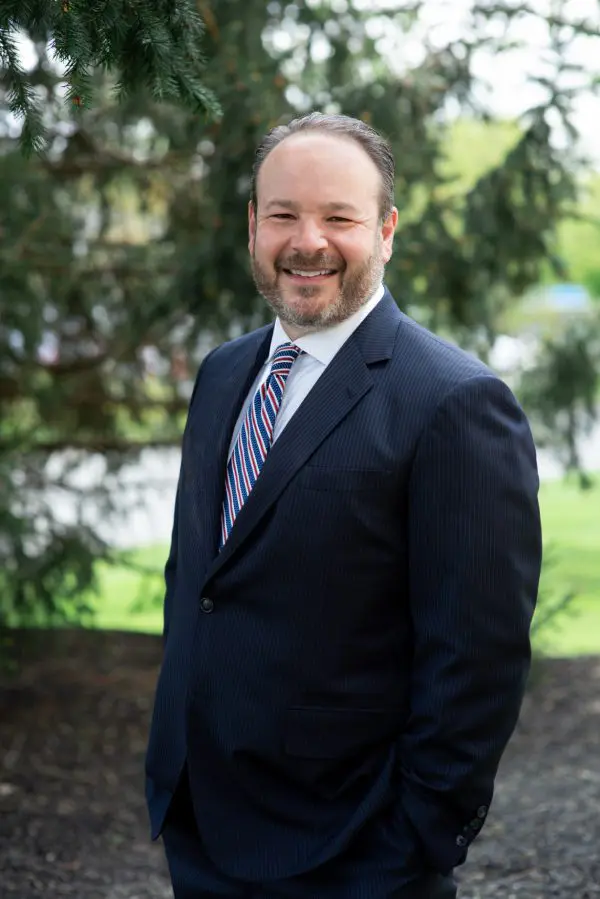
[249, 133, 398, 336]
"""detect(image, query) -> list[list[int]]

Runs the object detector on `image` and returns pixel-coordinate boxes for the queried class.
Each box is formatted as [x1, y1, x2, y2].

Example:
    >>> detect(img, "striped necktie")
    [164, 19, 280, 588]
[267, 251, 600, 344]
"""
[220, 342, 302, 548]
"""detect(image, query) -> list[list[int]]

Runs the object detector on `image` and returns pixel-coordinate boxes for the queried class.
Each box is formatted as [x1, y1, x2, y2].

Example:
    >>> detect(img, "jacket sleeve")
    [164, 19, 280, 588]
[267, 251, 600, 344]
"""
[399, 373, 542, 873]
[162, 348, 217, 646]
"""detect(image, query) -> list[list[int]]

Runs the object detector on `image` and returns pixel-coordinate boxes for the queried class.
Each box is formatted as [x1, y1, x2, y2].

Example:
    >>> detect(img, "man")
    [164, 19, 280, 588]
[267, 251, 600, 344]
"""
[145, 113, 542, 898]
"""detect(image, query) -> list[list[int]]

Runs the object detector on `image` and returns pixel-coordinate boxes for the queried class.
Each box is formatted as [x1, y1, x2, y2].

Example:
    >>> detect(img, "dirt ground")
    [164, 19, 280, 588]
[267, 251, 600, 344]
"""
[1, 629, 599, 899]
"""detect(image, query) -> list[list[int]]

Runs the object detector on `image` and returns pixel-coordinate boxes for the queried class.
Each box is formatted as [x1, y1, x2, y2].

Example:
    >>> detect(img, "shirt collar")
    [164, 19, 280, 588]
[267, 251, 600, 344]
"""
[268, 283, 385, 366]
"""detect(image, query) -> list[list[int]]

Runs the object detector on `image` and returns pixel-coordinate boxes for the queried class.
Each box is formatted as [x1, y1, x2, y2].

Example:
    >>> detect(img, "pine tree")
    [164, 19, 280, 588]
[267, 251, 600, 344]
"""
[0, 0, 220, 154]
[1, 0, 599, 627]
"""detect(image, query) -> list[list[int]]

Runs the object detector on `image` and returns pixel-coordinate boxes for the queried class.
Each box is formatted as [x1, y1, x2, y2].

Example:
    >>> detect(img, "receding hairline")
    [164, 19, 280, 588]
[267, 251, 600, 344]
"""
[257, 129, 384, 169]
[254, 131, 385, 210]
[251, 113, 396, 221]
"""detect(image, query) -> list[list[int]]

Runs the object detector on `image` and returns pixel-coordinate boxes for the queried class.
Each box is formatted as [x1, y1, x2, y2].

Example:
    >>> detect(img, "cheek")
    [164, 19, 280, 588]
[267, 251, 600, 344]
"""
[339, 237, 376, 266]
[254, 231, 284, 263]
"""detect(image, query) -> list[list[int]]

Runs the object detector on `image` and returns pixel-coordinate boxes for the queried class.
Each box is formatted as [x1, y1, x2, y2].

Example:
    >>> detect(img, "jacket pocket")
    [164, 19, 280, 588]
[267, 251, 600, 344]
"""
[294, 467, 393, 492]
[284, 705, 400, 759]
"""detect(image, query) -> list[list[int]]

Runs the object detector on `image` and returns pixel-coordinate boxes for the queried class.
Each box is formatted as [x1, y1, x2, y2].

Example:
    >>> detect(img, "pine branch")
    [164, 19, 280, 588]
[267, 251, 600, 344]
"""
[0, 25, 46, 153]
[0, 0, 221, 155]
[36, 131, 193, 175]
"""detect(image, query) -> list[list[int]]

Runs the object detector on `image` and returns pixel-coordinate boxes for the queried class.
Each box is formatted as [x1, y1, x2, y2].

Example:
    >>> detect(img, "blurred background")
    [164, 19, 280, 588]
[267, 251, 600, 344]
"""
[1, 1, 599, 897]
[1, 0, 599, 650]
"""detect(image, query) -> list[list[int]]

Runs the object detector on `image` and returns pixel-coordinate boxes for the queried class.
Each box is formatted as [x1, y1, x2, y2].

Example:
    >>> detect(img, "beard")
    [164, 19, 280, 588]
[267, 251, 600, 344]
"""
[251, 241, 385, 332]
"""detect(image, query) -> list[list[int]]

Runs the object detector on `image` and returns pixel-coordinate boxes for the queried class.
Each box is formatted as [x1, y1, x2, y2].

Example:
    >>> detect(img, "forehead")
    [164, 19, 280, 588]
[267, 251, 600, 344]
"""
[256, 133, 381, 212]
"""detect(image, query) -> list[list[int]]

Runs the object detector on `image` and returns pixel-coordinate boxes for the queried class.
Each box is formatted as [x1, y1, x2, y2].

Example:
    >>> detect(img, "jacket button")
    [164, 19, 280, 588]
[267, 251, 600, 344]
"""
[200, 597, 214, 613]
[456, 835, 468, 848]
[477, 805, 488, 818]
[470, 818, 483, 831]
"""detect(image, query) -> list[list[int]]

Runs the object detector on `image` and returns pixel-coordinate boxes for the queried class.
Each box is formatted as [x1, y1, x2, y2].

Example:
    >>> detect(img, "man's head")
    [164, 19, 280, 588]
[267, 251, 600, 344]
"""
[248, 113, 398, 337]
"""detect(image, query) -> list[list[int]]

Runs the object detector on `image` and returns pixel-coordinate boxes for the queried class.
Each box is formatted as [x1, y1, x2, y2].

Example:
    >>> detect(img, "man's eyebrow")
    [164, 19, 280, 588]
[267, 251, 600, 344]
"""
[264, 199, 298, 211]
[321, 202, 361, 214]
[264, 199, 361, 214]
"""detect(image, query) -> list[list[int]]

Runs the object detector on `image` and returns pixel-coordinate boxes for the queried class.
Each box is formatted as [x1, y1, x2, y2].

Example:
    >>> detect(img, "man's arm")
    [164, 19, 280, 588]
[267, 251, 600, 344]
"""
[400, 373, 542, 873]
[162, 348, 217, 646]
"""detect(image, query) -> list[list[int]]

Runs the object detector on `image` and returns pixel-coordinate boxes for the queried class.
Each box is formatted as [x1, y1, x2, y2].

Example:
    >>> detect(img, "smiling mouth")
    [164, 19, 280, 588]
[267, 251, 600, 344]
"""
[282, 268, 338, 279]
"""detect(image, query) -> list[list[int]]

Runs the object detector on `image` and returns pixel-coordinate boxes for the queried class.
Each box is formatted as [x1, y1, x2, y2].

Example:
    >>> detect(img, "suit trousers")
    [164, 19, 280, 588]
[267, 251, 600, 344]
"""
[162, 772, 458, 899]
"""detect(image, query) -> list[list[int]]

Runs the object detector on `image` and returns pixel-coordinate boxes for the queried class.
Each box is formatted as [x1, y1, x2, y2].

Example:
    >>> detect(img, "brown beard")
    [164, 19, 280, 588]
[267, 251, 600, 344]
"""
[251, 243, 385, 331]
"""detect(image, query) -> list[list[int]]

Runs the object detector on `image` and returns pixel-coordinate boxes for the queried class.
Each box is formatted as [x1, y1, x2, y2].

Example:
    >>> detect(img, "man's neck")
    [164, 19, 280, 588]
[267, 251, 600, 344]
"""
[279, 321, 314, 341]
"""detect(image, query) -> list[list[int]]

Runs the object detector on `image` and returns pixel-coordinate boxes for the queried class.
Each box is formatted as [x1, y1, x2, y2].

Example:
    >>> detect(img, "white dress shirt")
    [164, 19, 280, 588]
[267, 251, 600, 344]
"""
[227, 284, 385, 459]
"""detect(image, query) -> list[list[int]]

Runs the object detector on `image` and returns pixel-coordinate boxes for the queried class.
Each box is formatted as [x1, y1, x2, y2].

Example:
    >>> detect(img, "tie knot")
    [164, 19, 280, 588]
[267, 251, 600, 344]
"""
[269, 342, 303, 377]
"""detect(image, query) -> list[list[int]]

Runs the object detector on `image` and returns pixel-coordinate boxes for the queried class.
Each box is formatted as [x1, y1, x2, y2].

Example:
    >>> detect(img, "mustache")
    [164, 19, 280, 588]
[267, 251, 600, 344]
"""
[276, 254, 344, 271]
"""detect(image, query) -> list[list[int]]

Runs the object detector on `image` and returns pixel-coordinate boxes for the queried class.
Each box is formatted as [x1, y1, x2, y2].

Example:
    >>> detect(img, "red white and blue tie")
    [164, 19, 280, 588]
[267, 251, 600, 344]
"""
[220, 342, 302, 548]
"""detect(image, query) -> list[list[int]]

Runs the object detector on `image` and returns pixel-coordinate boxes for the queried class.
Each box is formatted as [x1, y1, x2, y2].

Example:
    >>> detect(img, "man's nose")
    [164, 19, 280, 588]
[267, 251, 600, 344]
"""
[290, 219, 328, 254]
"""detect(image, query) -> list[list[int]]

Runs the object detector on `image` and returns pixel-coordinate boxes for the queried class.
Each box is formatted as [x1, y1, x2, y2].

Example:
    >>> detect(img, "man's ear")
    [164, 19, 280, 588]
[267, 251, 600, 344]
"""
[380, 207, 398, 264]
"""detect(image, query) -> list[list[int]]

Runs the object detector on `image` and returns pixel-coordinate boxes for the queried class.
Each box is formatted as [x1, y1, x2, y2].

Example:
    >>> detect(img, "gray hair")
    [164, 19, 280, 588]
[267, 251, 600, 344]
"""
[251, 112, 395, 221]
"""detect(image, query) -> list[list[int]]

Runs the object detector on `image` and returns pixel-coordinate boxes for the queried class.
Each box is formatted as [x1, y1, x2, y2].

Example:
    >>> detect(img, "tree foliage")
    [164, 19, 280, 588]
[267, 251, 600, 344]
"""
[1, 0, 599, 625]
[519, 319, 600, 488]
[0, 0, 220, 154]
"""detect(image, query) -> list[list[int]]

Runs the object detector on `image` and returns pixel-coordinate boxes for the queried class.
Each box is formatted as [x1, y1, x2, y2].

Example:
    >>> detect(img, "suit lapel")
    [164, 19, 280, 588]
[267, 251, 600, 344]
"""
[205, 291, 402, 580]
[186, 325, 272, 562]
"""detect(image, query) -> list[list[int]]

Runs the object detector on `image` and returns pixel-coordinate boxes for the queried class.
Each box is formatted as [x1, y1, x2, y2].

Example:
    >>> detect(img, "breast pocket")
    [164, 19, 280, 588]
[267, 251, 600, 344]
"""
[294, 467, 394, 493]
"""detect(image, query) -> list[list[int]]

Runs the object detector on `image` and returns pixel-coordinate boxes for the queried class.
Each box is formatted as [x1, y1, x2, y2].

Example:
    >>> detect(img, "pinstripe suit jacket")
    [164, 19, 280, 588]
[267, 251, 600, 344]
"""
[145, 289, 542, 883]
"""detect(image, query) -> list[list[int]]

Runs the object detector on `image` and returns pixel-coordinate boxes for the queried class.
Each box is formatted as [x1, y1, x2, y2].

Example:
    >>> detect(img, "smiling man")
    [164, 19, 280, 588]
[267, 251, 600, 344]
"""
[249, 130, 394, 334]
[145, 113, 542, 899]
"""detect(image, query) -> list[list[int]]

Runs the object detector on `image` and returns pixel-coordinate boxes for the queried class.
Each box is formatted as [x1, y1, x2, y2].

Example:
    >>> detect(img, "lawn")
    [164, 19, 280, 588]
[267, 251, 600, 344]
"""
[88, 475, 600, 657]
[533, 476, 600, 656]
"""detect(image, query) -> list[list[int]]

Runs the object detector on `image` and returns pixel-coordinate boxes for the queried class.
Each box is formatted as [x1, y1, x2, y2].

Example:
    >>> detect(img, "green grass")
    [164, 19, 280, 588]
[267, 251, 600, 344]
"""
[534, 476, 600, 656]
[87, 544, 165, 634]
[87, 475, 600, 657]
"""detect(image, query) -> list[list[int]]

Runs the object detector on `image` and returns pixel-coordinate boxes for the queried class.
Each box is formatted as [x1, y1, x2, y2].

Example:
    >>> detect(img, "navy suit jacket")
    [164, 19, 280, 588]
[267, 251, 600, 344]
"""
[145, 289, 541, 882]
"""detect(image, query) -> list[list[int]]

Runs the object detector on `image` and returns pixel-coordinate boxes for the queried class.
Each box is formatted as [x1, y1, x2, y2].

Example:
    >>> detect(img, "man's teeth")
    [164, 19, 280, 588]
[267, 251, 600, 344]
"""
[289, 269, 333, 277]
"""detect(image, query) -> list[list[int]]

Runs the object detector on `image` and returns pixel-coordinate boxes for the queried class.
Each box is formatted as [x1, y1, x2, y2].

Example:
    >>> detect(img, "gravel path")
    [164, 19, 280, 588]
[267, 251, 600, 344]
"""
[1, 630, 598, 898]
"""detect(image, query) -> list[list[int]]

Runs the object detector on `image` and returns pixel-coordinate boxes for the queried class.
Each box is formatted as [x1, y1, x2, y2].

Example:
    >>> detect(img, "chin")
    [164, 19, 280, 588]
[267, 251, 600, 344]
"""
[261, 277, 341, 329]
[283, 294, 330, 319]
[285, 281, 337, 303]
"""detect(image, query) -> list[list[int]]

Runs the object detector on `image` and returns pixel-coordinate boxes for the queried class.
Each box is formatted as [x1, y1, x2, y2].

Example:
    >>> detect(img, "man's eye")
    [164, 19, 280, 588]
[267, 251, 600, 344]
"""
[271, 213, 294, 220]
[328, 217, 351, 223]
